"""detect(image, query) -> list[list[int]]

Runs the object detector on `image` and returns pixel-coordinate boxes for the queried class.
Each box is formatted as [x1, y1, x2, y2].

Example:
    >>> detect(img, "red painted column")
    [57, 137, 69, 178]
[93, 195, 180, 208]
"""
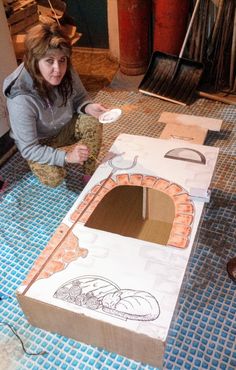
[117, 0, 151, 75]
[153, 0, 190, 55]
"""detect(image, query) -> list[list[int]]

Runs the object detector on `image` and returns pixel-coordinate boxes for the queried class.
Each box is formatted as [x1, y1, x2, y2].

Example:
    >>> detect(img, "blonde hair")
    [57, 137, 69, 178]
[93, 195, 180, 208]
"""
[24, 21, 73, 105]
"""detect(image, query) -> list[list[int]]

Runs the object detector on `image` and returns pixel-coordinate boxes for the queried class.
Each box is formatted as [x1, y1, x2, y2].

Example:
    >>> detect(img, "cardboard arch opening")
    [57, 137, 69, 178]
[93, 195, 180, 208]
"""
[69, 173, 195, 248]
[85, 185, 175, 245]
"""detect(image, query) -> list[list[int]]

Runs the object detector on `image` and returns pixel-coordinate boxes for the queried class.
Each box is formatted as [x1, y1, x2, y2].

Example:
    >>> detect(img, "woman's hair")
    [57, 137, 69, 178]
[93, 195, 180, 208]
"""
[24, 21, 73, 105]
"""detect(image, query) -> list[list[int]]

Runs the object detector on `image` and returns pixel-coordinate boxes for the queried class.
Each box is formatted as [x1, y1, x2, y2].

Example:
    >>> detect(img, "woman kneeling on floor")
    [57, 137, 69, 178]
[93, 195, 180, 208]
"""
[3, 20, 107, 187]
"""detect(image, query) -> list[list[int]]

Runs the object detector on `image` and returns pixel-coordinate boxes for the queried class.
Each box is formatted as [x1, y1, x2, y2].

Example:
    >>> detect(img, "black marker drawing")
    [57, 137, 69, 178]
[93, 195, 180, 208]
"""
[165, 147, 206, 164]
[54, 275, 160, 321]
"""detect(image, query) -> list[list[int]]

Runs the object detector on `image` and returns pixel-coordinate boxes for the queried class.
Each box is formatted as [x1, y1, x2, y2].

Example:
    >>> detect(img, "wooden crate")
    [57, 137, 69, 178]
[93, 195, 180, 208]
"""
[8, 0, 39, 35]
[11, 33, 26, 59]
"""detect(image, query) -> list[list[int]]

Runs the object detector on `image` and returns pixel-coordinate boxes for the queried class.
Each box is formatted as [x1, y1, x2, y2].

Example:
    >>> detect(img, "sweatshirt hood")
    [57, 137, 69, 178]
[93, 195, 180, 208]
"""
[3, 63, 35, 99]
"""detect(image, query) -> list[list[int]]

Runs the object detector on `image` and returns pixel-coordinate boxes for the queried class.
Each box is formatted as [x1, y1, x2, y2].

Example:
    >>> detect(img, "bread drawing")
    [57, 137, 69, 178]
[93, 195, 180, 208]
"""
[54, 276, 160, 322]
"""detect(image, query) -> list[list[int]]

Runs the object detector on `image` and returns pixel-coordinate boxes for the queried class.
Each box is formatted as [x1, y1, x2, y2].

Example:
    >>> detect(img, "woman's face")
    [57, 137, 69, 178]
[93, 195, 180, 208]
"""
[38, 49, 67, 86]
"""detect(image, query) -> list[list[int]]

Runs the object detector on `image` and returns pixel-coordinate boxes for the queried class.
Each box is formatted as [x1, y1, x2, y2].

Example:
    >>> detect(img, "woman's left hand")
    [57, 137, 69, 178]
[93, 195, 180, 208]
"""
[85, 103, 108, 119]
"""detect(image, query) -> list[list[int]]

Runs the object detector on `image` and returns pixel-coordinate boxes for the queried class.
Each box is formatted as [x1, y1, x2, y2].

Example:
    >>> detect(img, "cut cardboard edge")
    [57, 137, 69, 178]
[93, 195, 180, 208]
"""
[17, 292, 165, 369]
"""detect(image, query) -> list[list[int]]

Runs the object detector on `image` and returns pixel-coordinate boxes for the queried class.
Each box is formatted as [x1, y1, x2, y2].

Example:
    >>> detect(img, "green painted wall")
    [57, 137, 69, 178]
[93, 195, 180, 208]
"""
[66, 0, 108, 48]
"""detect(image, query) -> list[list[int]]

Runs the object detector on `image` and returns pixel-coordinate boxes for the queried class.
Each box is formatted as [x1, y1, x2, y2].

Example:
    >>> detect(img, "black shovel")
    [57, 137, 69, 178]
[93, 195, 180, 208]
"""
[139, 0, 204, 106]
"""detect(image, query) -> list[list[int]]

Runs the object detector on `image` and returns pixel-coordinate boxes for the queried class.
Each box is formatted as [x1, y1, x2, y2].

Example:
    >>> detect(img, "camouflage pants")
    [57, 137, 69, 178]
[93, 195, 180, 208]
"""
[28, 115, 102, 187]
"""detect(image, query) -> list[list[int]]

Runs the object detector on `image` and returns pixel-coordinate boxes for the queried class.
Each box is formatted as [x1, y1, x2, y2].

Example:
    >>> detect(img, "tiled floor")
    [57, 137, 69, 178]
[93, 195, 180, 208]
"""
[0, 50, 235, 370]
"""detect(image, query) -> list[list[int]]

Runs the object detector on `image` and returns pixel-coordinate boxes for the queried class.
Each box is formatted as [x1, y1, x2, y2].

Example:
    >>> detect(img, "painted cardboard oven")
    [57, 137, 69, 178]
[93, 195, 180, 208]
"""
[17, 114, 221, 368]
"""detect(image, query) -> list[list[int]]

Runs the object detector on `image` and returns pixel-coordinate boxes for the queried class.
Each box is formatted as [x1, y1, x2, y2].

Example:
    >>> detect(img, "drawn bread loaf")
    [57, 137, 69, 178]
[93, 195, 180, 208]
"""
[54, 276, 160, 322]
[102, 289, 160, 321]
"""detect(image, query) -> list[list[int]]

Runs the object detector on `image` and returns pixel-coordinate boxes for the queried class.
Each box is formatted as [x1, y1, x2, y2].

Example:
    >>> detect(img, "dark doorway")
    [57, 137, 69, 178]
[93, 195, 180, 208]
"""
[66, 0, 109, 48]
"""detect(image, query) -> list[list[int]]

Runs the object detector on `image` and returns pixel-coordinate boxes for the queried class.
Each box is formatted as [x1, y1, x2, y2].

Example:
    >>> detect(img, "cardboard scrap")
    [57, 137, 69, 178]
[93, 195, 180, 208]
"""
[158, 112, 222, 132]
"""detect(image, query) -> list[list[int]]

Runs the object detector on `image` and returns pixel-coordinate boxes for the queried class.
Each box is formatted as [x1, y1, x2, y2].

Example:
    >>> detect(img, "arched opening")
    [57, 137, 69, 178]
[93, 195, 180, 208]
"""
[85, 185, 175, 245]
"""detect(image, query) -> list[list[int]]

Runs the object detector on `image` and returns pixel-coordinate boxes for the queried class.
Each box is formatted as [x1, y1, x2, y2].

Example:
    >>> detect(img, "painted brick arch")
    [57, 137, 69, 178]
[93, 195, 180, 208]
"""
[70, 173, 194, 249]
[23, 174, 194, 285]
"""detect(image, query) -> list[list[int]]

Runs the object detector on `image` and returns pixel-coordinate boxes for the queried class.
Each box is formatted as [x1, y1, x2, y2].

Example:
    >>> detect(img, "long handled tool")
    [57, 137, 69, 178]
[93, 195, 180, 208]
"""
[139, 0, 204, 105]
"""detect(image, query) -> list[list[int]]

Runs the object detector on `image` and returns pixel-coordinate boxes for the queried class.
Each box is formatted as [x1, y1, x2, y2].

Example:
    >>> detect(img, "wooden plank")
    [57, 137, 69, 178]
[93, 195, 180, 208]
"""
[10, 12, 38, 34]
[197, 90, 236, 105]
[12, 0, 36, 12]
[8, 3, 37, 25]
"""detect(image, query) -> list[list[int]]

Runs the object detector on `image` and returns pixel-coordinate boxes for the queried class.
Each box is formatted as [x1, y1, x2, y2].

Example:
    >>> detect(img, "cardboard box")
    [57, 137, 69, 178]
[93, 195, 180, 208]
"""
[17, 134, 219, 368]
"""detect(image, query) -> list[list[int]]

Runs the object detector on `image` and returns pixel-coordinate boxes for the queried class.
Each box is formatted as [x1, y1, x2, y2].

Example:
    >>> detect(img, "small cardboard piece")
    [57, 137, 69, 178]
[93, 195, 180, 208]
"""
[158, 112, 222, 131]
[160, 123, 208, 144]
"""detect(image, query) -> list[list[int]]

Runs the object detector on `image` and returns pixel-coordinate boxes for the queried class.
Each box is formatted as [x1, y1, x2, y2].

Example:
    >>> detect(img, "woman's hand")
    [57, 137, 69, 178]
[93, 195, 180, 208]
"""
[84, 103, 108, 119]
[65, 144, 89, 165]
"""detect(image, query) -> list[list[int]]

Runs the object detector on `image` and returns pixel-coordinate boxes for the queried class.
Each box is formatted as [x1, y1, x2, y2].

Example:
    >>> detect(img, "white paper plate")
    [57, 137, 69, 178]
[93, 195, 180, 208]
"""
[98, 109, 122, 124]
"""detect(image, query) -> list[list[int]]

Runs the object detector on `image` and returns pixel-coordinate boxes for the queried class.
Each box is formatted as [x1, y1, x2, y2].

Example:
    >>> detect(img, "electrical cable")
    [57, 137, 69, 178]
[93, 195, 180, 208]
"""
[0, 322, 48, 356]
[0, 291, 12, 301]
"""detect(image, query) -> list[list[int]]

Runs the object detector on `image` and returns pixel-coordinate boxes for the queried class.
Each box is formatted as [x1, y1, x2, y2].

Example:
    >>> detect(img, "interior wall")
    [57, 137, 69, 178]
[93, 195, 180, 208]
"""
[0, 1, 17, 137]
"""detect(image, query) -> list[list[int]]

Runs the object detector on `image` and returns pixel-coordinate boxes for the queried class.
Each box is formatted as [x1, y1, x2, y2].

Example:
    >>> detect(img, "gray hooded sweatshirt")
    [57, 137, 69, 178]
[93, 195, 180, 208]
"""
[3, 63, 92, 166]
